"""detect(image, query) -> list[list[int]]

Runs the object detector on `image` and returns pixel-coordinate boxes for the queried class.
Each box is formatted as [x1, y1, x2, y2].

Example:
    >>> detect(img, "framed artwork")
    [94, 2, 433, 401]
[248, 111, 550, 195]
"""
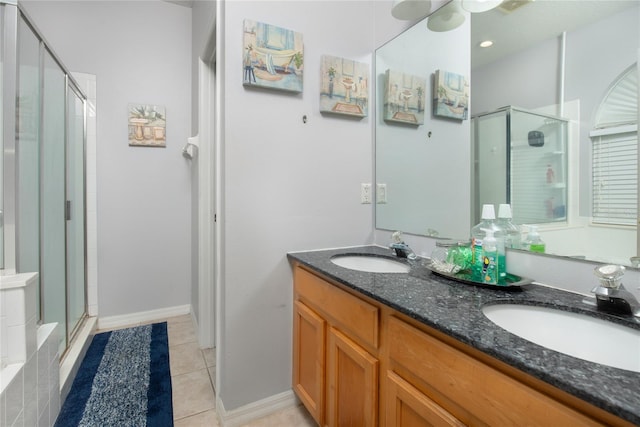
[319, 55, 369, 117]
[243, 19, 304, 93]
[128, 104, 166, 147]
[433, 70, 469, 120]
[383, 69, 426, 125]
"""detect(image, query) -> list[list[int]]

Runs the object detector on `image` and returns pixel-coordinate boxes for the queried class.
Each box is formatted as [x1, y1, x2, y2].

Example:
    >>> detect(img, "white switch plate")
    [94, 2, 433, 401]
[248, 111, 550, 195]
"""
[361, 183, 372, 204]
[377, 183, 387, 204]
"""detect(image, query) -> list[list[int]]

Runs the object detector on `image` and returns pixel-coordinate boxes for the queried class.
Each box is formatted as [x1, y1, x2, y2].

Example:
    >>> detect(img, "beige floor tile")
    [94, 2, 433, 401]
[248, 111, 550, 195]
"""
[166, 314, 193, 325]
[170, 341, 206, 376]
[174, 409, 220, 427]
[172, 369, 216, 420]
[207, 365, 216, 392]
[168, 320, 197, 346]
[241, 404, 316, 427]
[202, 347, 216, 368]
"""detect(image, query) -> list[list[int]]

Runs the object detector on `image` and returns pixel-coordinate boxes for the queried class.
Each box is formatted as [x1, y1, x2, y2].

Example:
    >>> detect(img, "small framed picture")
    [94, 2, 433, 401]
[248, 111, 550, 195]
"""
[433, 70, 469, 120]
[128, 104, 166, 147]
[319, 55, 369, 117]
[242, 19, 304, 93]
[383, 69, 426, 125]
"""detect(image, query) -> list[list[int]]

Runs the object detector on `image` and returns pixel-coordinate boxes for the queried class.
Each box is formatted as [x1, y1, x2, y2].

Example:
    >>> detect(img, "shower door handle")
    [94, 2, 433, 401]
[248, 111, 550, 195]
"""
[66, 200, 71, 221]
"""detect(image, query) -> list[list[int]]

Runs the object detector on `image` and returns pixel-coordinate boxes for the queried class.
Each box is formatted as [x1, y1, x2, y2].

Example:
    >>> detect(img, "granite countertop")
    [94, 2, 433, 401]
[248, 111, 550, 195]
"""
[287, 245, 640, 425]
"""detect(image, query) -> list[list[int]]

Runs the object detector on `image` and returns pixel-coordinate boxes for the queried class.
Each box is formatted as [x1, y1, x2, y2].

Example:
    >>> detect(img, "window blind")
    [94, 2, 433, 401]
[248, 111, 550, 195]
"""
[591, 127, 638, 226]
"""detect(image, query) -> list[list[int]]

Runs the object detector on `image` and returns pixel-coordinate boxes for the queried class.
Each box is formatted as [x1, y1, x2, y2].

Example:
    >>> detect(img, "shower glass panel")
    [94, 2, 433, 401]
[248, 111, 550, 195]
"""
[473, 106, 568, 225]
[66, 85, 86, 340]
[42, 48, 67, 352]
[16, 16, 41, 318]
[509, 108, 568, 224]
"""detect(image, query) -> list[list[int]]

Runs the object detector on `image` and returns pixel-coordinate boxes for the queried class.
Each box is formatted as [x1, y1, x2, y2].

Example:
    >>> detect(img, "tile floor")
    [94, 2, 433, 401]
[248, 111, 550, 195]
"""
[98, 314, 316, 427]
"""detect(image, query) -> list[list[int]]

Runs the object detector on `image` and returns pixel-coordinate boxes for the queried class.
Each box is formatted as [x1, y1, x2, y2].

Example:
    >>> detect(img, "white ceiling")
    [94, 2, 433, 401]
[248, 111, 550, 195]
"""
[471, 0, 637, 69]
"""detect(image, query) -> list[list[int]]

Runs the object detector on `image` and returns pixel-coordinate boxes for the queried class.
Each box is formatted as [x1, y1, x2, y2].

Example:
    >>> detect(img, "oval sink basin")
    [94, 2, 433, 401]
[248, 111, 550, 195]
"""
[330, 255, 410, 273]
[482, 304, 640, 372]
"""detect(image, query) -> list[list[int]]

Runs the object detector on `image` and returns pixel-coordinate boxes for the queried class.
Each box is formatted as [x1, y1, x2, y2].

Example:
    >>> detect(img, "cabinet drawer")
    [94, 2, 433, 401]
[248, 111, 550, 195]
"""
[387, 316, 603, 426]
[295, 266, 379, 349]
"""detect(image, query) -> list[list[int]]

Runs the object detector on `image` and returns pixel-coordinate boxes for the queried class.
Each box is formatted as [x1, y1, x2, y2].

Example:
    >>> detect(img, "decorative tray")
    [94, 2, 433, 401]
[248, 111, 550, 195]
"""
[424, 263, 533, 290]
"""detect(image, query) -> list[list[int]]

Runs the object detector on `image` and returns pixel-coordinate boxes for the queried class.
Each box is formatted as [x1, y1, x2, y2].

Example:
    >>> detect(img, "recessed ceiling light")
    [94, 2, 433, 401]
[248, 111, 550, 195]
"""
[479, 40, 494, 48]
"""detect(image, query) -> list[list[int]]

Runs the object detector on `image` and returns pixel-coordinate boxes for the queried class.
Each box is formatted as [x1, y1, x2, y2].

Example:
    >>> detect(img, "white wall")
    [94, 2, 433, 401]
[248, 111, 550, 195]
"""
[21, 1, 193, 317]
[219, 1, 376, 411]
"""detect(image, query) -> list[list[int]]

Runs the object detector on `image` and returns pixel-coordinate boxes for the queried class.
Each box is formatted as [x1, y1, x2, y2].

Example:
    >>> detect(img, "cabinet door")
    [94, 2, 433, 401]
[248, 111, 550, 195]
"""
[327, 327, 378, 427]
[293, 300, 326, 425]
[386, 371, 465, 427]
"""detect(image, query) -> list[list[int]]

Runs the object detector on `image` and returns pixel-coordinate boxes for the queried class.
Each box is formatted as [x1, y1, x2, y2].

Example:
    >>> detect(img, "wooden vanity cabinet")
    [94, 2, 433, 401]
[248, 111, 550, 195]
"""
[293, 265, 379, 427]
[292, 263, 634, 427]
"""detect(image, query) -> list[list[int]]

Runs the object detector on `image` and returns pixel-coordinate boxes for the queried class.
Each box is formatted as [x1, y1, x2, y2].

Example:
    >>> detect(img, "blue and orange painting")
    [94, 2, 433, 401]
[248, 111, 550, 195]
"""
[319, 55, 369, 118]
[243, 20, 304, 93]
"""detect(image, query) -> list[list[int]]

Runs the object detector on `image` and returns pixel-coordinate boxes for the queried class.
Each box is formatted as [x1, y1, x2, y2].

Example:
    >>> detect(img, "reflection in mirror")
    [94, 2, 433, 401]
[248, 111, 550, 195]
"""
[376, 1, 639, 266]
[376, 14, 471, 239]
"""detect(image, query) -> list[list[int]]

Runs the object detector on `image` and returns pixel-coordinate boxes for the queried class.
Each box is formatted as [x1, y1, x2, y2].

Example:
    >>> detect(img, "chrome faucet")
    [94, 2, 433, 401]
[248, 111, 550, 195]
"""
[389, 231, 417, 260]
[591, 265, 640, 317]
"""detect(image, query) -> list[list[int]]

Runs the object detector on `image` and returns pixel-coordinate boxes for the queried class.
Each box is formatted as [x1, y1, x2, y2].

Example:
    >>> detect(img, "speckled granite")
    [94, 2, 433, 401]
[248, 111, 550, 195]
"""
[287, 245, 640, 425]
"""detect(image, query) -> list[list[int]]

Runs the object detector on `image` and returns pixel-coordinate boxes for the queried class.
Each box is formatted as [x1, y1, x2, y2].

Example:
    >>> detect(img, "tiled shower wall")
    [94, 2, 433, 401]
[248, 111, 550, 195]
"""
[0, 273, 61, 426]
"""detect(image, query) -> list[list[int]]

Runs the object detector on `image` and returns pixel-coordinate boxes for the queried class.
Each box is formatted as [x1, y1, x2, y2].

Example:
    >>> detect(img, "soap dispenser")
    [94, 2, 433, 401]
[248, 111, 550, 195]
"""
[523, 225, 545, 253]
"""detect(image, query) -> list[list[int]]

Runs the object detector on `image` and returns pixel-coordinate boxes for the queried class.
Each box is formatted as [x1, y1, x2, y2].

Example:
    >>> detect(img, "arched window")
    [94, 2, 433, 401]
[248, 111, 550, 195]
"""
[591, 64, 638, 226]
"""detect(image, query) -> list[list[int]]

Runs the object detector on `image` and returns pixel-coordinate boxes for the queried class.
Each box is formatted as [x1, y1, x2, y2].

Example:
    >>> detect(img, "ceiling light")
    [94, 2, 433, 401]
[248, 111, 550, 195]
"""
[479, 40, 494, 48]
[461, 0, 503, 13]
[427, 1, 465, 32]
[392, 0, 433, 20]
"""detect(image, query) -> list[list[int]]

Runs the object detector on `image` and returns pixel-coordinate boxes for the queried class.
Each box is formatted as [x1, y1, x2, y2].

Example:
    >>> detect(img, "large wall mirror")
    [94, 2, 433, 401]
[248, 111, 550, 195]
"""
[376, 0, 639, 267]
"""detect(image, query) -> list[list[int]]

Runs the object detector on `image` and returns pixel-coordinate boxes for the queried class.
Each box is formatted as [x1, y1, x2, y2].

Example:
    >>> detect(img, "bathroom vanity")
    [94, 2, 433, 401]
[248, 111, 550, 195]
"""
[288, 246, 640, 427]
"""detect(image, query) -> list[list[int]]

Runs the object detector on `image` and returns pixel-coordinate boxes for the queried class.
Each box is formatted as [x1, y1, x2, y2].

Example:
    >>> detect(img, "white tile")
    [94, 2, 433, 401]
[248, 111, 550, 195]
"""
[37, 401, 50, 427]
[1, 314, 7, 364]
[1, 387, 6, 427]
[5, 367, 23, 426]
[37, 343, 50, 419]
[25, 317, 37, 362]
[49, 377, 60, 420]
[5, 288, 25, 327]
[11, 408, 24, 427]
[7, 325, 26, 362]
[47, 326, 60, 365]
[24, 354, 37, 397]
[24, 282, 37, 322]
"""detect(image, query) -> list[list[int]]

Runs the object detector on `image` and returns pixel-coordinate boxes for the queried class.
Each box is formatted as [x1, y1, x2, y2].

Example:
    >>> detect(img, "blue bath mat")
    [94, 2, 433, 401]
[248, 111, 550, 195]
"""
[55, 323, 173, 427]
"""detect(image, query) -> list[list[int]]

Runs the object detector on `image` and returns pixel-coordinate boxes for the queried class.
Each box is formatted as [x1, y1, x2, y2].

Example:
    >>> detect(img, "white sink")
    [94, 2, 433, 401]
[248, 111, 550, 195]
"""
[482, 304, 640, 372]
[330, 255, 410, 273]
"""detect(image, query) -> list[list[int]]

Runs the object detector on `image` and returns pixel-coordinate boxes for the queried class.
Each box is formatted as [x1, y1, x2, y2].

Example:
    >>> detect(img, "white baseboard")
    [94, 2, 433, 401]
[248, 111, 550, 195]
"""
[97, 304, 191, 330]
[217, 390, 299, 427]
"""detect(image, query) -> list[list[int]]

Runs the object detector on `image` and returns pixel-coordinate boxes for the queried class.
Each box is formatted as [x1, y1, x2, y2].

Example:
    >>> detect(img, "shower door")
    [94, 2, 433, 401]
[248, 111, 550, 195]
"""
[12, 11, 87, 355]
[66, 85, 86, 341]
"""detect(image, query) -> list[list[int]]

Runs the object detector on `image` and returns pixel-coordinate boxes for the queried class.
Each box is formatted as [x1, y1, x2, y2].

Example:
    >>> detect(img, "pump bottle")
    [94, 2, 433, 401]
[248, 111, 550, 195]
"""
[523, 225, 546, 253]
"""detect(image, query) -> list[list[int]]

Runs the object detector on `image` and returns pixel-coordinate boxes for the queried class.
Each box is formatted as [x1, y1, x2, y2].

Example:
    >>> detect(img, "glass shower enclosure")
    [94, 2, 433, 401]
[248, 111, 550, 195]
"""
[472, 106, 569, 225]
[2, 1, 88, 356]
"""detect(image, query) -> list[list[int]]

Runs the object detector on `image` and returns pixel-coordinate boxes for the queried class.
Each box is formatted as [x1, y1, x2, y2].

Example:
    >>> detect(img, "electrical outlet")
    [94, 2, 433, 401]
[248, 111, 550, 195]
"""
[361, 183, 372, 204]
[377, 183, 387, 204]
